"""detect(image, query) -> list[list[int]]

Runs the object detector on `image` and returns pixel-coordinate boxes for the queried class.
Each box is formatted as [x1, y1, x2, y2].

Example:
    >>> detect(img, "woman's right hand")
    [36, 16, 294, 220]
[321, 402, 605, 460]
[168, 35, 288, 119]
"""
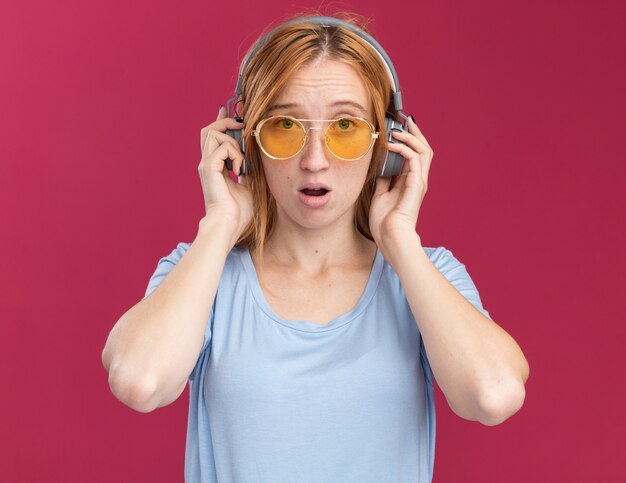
[198, 106, 253, 246]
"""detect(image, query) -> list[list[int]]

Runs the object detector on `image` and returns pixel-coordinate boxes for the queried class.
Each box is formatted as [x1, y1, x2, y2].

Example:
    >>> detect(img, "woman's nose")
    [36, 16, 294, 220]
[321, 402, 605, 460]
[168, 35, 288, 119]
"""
[299, 128, 331, 172]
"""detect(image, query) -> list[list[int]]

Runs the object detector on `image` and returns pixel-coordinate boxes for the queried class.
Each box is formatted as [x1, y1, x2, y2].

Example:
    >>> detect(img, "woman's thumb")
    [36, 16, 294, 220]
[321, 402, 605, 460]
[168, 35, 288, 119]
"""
[216, 105, 224, 120]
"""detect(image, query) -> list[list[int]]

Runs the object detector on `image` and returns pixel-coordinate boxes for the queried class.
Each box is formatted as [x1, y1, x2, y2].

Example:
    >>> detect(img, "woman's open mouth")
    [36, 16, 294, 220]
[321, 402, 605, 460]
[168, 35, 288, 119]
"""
[300, 188, 329, 196]
[298, 185, 331, 208]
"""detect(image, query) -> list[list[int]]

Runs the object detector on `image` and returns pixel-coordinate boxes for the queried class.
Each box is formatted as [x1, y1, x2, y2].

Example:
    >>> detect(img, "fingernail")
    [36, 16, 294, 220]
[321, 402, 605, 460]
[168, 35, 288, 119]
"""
[217, 105, 223, 117]
[409, 114, 416, 124]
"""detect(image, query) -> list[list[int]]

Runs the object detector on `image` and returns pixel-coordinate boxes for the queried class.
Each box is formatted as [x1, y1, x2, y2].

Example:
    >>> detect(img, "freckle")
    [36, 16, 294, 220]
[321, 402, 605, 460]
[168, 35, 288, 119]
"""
[315, 250, 319, 254]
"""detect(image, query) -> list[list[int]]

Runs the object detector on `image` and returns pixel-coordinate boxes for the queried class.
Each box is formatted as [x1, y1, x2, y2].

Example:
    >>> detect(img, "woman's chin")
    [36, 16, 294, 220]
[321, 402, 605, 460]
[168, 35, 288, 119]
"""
[280, 206, 356, 233]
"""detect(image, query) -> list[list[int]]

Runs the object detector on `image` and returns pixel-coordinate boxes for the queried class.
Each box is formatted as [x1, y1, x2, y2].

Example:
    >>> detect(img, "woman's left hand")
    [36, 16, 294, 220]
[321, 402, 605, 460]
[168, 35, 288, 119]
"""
[369, 115, 433, 257]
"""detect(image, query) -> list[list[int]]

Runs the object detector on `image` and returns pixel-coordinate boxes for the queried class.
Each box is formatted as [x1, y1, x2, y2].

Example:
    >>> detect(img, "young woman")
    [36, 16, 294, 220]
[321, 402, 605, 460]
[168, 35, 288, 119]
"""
[102, 13, 529, 483]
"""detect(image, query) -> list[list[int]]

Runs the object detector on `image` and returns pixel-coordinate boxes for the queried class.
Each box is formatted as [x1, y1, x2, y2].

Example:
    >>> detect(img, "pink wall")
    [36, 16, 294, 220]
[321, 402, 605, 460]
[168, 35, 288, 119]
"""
[1, 0, 623, 481]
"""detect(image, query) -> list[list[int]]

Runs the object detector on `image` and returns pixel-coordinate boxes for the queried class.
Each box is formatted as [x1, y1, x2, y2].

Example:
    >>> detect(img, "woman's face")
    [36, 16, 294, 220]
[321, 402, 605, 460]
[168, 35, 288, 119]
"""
[258, 57, 375, 232]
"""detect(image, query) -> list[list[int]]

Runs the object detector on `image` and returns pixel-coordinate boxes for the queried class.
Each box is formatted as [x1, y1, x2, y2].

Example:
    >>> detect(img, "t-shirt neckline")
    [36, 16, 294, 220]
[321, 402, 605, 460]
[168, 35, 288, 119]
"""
[238, 246, 384, 332]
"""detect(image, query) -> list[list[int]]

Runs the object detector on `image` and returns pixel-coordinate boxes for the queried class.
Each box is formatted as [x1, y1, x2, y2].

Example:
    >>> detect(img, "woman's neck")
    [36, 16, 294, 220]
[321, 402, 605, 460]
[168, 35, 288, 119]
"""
[258, 220, 376, 274]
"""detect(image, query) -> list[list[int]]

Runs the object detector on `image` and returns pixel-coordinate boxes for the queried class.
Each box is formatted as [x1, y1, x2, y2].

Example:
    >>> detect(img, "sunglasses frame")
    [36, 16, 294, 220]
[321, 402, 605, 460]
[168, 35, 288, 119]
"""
[251, 115, 380, 161]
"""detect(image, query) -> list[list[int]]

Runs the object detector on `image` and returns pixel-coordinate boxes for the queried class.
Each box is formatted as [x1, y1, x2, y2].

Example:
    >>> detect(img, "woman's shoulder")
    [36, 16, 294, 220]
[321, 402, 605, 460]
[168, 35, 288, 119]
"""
[151, 242, 248, 275]
[422, 245, 451, 265]
[380, 245, 456, 269]
[421, 245, 467, 273]
[168, 241, 246, 256]
[379, 245, 469, 286]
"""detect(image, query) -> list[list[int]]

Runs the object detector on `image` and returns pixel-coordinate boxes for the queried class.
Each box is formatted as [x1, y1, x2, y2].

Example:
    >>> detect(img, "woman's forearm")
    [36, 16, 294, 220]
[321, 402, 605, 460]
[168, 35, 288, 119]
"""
[384, 231, 529, 425]
[102, 216, 235, 412]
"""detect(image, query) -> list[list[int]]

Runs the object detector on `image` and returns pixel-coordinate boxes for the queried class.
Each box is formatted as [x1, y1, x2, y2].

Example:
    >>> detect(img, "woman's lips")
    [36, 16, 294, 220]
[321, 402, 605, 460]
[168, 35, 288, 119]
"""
[298, 189, 331, 208]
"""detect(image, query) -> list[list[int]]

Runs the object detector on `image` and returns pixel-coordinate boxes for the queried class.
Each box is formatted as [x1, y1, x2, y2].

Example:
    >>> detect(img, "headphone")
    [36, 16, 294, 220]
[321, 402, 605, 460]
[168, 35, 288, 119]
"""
[224, 15, 410, 177]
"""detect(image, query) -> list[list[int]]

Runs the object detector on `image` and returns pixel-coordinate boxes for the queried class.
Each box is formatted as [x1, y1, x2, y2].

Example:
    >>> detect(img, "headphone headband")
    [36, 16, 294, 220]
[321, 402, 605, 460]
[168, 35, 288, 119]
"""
[229, 15, 403, 115]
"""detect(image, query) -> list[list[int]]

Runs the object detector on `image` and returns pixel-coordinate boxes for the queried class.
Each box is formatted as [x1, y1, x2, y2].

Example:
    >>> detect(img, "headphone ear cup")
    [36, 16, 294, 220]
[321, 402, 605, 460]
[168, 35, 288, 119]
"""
[224, 126, 247, 175]
[377, 117, 406, 177]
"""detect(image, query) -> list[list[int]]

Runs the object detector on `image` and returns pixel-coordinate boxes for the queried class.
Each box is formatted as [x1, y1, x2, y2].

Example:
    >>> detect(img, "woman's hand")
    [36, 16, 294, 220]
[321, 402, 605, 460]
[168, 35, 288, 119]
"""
[198, 106, 253, 246]
[369, 116, 433, 261]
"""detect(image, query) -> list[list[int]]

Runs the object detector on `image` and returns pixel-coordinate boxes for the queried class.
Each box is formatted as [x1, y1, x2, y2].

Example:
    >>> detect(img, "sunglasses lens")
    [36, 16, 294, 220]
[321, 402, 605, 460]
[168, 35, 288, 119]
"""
[326, 117, 374, 160]
[258, 116, 305, 158]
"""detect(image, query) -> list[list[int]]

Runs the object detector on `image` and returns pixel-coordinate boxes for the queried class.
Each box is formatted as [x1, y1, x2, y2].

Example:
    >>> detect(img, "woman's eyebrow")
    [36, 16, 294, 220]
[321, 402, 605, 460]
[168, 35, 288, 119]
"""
[267, 100, 368, 116]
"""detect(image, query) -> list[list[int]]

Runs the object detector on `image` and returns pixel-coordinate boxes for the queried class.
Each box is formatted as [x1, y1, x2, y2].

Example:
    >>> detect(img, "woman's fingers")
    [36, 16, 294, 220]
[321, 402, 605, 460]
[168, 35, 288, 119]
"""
[390, 129, 431, 158]
[200, 111, 244, 152]
[201, 118, 244, 153]
[200, 141, 245, 173]
[407, 115, 432, 149]
[390, 128, 432, 189]
[198, 106, 246, 176]
[386, 140, 425, 197]
[202, 129, 243, 162]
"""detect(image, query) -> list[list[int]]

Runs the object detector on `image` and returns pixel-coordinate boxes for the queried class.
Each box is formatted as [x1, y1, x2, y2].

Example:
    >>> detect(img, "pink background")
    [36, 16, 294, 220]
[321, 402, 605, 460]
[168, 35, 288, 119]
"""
[2, 0, 624, 481]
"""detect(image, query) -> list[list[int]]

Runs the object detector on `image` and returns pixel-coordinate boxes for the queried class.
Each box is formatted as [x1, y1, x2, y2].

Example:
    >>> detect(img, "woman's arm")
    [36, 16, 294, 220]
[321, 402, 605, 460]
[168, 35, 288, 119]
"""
[370, 116, 528, 425]
[386, 230, 529, 426]
[103, 109, 251, 413]
[102, 217, 235, 413]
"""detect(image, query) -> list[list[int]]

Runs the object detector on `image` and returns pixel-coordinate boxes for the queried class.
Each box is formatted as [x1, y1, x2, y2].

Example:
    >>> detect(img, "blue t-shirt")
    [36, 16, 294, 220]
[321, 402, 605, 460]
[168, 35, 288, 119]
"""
[144, 243, 491, 483]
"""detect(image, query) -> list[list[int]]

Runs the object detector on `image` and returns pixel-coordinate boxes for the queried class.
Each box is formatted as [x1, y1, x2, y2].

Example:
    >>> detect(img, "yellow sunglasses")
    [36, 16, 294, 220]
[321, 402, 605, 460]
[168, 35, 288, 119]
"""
[251, 115, 380, 161]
